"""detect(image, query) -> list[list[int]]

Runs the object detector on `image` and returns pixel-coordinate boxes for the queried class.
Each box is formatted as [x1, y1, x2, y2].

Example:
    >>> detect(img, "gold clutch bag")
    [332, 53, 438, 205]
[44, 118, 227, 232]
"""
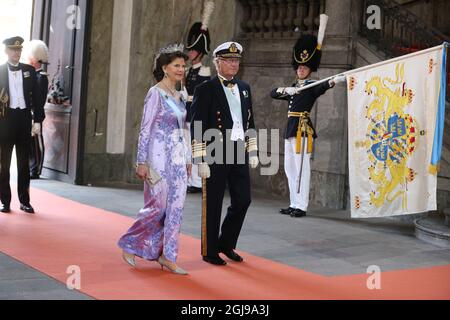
[147, 167, 162, 186]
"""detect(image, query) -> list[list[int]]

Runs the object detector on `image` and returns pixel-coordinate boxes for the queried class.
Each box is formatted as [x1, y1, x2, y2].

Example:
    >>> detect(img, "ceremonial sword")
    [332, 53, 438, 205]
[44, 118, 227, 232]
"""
[297, 131, 307, 194]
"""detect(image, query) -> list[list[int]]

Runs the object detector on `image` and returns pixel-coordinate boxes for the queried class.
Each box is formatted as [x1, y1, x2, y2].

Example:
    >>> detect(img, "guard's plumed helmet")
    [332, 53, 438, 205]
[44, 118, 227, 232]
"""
[186, 22, 211, 55]
[186, 1, 215, 55]
[292, 14, 328, 72]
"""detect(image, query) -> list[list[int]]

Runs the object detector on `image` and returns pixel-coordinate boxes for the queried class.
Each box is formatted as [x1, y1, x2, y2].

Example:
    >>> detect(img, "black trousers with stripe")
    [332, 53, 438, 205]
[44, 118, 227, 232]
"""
[203, 163, 251, 258]
[0, 109, 32, 206]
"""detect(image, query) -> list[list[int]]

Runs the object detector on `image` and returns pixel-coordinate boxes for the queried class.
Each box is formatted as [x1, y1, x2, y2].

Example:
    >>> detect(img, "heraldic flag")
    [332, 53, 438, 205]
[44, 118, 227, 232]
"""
[347, 43, 447, 218]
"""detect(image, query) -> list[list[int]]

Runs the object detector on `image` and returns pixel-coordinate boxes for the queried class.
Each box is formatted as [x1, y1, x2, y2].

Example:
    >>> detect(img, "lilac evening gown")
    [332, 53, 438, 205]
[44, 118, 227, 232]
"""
[118, 86, 189, 263]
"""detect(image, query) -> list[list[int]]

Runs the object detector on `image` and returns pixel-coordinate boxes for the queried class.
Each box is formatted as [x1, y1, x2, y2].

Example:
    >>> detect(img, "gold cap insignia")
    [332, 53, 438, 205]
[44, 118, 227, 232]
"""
[300, 50, 309, 62]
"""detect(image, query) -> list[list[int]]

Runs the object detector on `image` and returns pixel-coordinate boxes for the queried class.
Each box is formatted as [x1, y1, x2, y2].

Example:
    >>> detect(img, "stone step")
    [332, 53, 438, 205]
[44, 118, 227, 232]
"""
[445, 208, 450, 226]
[442, 146, 450, 164]
[415, 215, 450, 248]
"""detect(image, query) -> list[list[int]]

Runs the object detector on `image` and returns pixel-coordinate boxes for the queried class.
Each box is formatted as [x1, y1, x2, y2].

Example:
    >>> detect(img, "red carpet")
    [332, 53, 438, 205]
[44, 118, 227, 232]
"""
[0, 188, 449, 300]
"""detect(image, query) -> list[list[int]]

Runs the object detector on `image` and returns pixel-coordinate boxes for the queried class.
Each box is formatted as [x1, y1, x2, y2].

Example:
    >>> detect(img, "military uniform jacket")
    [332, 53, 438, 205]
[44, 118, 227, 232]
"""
[271, 80, 331, 140]
[0, 63, 43, 141]
[185, 64, 211, 121]
[0, 63, 44, 121]
[190, 76, 257, 163]
[35, 69, 48, 122]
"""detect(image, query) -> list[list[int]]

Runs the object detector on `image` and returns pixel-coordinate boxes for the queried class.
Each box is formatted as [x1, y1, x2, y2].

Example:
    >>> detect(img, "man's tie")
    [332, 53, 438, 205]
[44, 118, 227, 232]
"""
[222, 78, 236, 88]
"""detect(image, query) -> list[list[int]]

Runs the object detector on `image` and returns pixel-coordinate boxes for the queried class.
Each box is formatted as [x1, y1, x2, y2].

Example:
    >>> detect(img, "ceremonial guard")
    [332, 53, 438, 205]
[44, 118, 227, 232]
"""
[270, 15, 346, 218]
[184, 0, 214, 194]
[25, 40, 49, 180]
[0, 37, 43, 214]
[191, 42, 259, 265]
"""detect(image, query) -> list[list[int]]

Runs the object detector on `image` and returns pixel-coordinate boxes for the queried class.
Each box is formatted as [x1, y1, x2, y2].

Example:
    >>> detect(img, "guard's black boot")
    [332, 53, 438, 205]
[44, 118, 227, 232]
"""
[290, 209, 306, 218]
[280, 207, 295, 215]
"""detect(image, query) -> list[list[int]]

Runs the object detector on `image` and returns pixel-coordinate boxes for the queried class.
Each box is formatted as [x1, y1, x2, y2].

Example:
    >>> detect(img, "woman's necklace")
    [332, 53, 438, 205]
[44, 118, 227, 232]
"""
[161, 81, 177, 97]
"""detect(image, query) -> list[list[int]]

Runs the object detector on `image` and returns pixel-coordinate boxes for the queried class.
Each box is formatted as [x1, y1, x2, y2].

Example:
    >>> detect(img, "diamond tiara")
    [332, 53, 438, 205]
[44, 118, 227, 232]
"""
[158, 43, 184, 54]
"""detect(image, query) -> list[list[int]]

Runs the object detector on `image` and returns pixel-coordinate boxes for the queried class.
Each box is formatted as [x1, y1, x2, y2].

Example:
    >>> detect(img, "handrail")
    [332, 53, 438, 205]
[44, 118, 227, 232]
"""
[360, 0, 449, 58]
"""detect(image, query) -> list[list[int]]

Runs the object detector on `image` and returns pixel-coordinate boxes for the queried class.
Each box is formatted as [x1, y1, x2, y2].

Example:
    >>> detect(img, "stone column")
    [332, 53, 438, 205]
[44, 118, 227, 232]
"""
[106, 0, 134, 154]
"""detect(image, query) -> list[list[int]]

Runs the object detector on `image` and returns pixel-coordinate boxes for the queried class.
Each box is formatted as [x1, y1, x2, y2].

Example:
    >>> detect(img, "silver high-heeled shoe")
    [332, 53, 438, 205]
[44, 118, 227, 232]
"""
[157, 256, 188, 275]
[122, 250, 136, 268]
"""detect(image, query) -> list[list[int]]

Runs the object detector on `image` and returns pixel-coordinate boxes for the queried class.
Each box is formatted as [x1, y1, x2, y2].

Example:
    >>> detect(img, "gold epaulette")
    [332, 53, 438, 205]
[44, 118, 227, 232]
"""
[192, 140, 206, 159]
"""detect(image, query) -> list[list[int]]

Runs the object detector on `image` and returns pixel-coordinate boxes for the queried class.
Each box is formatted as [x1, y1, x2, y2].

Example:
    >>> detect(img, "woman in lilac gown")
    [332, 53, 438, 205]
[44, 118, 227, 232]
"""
[118, 45, 191, 275]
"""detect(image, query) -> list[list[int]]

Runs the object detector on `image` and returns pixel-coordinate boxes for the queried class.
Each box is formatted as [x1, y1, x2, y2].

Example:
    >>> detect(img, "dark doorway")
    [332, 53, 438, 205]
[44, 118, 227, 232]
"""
[31, 0, 90, 184]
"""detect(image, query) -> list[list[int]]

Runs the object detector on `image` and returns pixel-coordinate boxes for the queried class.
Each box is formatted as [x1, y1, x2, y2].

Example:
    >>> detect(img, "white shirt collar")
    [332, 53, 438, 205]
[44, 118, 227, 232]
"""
[218, 74, 235, 83]
[7, 62, 20, 68]
[192, 62, 202, 69]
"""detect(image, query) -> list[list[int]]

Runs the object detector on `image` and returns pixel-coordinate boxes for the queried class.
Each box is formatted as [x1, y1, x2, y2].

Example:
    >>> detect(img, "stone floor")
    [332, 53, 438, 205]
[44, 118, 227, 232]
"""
[1, 172, 449, 299]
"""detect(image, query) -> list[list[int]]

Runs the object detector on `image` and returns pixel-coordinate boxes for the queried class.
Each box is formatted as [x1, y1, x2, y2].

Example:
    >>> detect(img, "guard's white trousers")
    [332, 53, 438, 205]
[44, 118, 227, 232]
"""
[284, 138, 311, 211]
[188, 162, 202, 188]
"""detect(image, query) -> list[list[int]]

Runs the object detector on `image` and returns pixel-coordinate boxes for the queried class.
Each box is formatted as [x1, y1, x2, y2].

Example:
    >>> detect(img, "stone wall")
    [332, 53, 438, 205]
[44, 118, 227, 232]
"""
[123, 0, 237, 183]
[237, 0, 355, 209]
[82, 0, 237, 185]
[81, 0, 449, 211]
[82, 0, 358, 209]
[83, 0, 115, 183]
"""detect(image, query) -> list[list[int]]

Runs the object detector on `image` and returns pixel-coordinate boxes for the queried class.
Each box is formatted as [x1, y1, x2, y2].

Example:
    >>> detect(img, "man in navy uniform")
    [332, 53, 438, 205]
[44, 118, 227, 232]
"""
[0, 37, 43, 214]
[25, 40, 49, 180]
[191, 42, 259, 266]
[184, 1, 214, 194]
[271, 15, 346, 218]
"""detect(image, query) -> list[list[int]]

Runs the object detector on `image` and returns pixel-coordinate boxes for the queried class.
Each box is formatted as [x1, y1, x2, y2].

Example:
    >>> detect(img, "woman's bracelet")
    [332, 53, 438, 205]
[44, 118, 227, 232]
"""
[136, 162, 149, 168]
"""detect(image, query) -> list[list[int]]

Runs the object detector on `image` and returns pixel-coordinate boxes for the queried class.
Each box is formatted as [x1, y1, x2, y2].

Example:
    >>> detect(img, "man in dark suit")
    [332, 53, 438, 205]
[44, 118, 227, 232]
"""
[191, 42, 259, 266]
[25, 40, 48, 180]
[0, 36, 43, 214]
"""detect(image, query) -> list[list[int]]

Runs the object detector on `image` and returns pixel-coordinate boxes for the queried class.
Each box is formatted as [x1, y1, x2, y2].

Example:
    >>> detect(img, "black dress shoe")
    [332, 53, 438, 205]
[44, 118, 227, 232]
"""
[290, 209, 306, 218]
[187, 186, 202, 194]
[30, 174, 40, 180]
[219, 248, 244, 262]
[1, 205, 11, 213]
[202, 255, 227, 266]
[280, 207, 295, 215]
[20, 204, 35, 214]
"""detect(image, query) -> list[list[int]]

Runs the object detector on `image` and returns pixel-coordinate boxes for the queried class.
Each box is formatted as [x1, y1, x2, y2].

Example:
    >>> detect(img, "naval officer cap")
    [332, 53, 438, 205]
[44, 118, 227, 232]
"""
[213, 42, 243, 58]
[3, 36, 24, 49]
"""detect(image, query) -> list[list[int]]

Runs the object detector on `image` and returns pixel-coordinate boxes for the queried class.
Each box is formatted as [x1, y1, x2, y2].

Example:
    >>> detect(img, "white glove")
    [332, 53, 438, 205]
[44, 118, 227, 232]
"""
[31, 122, 41, 136]
[283, 87, 299, 96]
[249, 156, 259, 169]
[179, 86, 188, 101]
[330, 75, 347, 86]
[198, 163, 211, 179]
